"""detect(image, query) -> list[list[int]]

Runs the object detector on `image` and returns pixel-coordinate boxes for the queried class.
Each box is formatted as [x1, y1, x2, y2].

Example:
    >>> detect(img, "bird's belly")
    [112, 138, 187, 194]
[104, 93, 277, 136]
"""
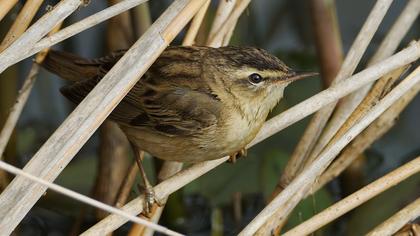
[120, 120, 260, 163]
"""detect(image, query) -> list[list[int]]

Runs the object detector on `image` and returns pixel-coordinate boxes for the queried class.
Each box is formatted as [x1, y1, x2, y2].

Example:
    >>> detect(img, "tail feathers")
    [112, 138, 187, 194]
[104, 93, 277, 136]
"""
[42, 50, 99, 82]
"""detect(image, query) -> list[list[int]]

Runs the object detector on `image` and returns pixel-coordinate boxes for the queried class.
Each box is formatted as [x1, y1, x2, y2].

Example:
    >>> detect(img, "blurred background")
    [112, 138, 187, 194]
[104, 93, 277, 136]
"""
[0, 0, 419, 235]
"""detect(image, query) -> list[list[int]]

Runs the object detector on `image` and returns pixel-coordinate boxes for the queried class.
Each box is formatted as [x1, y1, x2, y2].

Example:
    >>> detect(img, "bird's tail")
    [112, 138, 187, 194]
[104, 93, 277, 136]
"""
[41, 50, 99, 82]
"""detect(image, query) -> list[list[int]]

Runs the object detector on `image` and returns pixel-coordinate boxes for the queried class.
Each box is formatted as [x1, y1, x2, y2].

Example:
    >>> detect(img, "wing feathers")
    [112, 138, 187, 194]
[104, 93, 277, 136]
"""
[54, 47, 221, 137]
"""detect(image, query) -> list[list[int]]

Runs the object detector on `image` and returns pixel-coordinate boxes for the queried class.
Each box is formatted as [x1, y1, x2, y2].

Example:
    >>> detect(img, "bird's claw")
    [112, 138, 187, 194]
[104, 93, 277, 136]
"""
[139, 184, 161, 216]
[228, 148, 247, 163]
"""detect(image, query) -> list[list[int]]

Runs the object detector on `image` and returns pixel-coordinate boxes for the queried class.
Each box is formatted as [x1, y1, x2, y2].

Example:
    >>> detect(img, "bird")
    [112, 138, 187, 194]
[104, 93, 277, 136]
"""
[41, 46, 316, 212]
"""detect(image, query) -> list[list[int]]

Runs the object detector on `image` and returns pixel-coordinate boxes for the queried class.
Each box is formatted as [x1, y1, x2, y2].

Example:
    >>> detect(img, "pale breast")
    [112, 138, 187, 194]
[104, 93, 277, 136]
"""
[218, 102, 268, 154]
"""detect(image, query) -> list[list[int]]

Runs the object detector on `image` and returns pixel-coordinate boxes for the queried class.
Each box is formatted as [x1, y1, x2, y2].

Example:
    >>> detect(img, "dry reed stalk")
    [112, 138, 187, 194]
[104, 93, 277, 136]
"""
[0, 0, 82, 73]
[105, 0, 137, 49]
[330, 0, 420, 124]
[310, 0, 343, 88]
[0, 67, 37, 158]
[312, 85, 420, 193]
[207, 0, 237, 46]
[82, 158, 228, 235]
[276, 0, 343, 195]
[206, 0, 240, 48]
[142, 206, 166, 236]
[111, 2, 152, 212]
[141, 161, 184, 236]
[395, 224, 420, 235]
[0, 0, 44, 52]
[207, 0, 250, 47]
[282, 157, 420, 236]
[0, 160, 183, 236]
[0, 0, 149, 71]
[0, 0, 207, 234]
[250, 42, 419, 146]
[306, 1, 420, 164]
[0, 0, 18, 22]
[93, 0, 136, 219]
[301, 64, 410, 172]
[182, 0, 210, 46]
[266, 65, 409, 235]
[267, 2, 419, 230]
[259, 74, 420, 234]
[131, 2, 152, 38]
[95, 123, 131, 219]
[315, 80, 420, 193]
[366, 197, 420, 236]
[0, 23, 62, 189]
[221, 18, 237, 46]
[82, 43, 420, 235]
[277, 0, 394, 188]
[138, 2, 213, 228]
[115, 161, 139, 207]
[240, 67, 420, 235]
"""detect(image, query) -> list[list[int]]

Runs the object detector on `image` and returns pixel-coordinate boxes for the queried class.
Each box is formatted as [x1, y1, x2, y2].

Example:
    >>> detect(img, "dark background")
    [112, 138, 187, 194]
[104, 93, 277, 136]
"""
[0, 0, 419, 235]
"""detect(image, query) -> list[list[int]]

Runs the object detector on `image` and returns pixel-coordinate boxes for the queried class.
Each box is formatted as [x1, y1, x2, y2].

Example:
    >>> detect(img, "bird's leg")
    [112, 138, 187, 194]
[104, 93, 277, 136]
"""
[131, 144, 160, 215]
[228, 148, 248, 163]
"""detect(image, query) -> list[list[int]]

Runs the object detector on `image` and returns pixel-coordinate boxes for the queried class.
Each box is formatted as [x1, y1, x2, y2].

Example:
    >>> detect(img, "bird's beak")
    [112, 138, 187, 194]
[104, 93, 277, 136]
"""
[284, 71, 318, 82]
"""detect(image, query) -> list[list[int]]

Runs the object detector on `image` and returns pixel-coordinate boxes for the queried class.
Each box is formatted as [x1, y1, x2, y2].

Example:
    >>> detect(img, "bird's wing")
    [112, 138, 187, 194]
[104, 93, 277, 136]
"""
[61, 75, 222, 137]
[42, 50, 126, 82]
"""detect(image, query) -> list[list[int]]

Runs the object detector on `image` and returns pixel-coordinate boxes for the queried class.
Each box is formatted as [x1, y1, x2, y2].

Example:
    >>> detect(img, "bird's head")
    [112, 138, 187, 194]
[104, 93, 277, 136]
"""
[204, 46, 317, 114]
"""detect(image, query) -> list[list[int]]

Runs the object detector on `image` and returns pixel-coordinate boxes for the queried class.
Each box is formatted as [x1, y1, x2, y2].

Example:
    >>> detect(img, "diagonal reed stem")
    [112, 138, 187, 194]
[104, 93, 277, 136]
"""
[282, 157, 420, 236]
[0, 0, 150, 72]
[239, 66, 420, 235]
[278, 0, 394, 190]
[82, 42, 420, 235]
[0, 1, 207, 234]
[366, 197, 420, 236]
[0, 160, 183, 236]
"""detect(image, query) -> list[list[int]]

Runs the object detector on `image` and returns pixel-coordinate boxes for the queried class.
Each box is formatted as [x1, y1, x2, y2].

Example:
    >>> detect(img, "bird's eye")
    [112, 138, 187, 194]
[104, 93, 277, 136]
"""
[248, 73, 263, 84]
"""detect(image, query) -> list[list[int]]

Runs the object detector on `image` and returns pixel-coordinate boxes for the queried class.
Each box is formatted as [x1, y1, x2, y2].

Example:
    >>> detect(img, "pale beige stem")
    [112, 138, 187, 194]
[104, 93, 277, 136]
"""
[0, 0, 44, 52]
[115, 161, 139, 208]
[143, 1, 210, 226]
[0, 160, 182, 236]
[0, 65, 38, 158]
[206, 0, 237, 46]
[282, 158, 420, 236]
[250, 42, 420, 146]
[221, 18, 238, 46]
[142, 161, 184, 236]
[308, 0, 420, 163]
[82, 43, 420, 235]
[303, 64, 409, 171]
[0, 0, 18, 22]
[239, 67, 420, 235]
[310, 0, 343, 87]
[131, 2, 152, 37]
[0, 0, 82, 73]
[0, 0, 150, 71]
[258, 65, 416, 235]
[182, 0, 210, 46]
[314, 73, 420, 192]
[279, 0, 394, 187]
[366, 197, 420, 236]
[0, 1, 207, 234]
[0, 23, 62, 186]
[207, 0, 250, 47]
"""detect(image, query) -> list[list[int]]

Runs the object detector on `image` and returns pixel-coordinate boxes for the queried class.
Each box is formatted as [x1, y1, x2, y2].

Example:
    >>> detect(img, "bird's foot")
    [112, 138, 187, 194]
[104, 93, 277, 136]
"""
[228, 148, 247, 163]
[138, 184, 162, 216]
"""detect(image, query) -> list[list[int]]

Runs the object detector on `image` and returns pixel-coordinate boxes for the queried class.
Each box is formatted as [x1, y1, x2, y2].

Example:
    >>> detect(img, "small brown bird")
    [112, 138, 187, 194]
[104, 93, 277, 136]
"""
[42, 46, 315, 211]
[43, 46, 314, 162]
